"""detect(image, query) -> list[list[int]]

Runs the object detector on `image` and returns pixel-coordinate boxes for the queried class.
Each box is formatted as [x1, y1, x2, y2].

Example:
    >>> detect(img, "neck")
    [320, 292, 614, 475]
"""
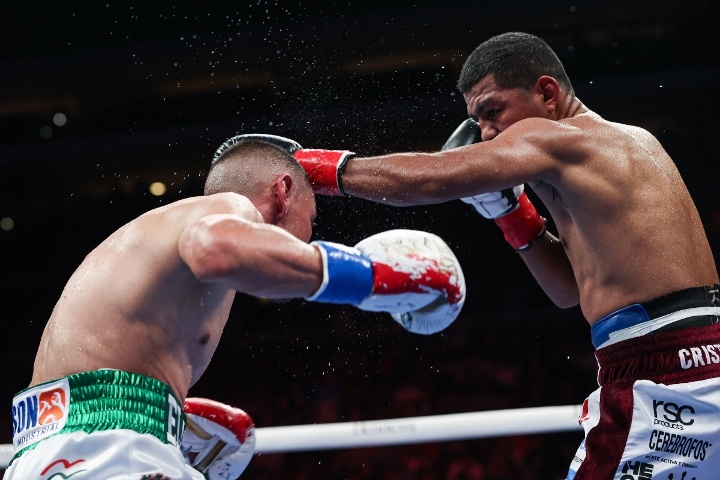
[556, 93, 587, 120]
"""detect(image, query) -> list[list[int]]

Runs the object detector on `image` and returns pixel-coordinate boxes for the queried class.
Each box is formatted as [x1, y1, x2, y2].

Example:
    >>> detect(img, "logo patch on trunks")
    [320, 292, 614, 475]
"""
[11, 378, 70, 450]
[677, 344, 720, 369]
[41, 458, 87, 478]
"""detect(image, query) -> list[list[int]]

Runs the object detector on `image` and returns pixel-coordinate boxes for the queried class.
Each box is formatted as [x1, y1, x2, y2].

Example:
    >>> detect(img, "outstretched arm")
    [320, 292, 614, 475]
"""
[178, 207, 467, 334]
[218, 123, 566, 206]
[341, 121, 560, 205]
[179, 214, 323, 299]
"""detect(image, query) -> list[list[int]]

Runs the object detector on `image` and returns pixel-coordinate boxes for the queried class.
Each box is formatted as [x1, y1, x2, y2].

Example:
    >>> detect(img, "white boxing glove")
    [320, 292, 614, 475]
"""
[182, 398, 256, 480]
[307, 230, 465, 334]
[356, 230, 466, 335]
[461, 185, 525, 219]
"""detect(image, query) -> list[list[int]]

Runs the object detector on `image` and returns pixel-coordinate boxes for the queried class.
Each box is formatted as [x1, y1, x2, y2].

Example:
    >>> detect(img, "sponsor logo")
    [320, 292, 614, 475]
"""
[645, 454, 699, 470]
[39, 388, 67, 425]
[678, 344, 720, 369]
[41, 458, 87, 479]
[12, 379, 70, 449]
[652, 400, 695, 430]
[166, 394, 185, 447]
[352, 420, 416, 436]
[619, 460, 654, 480]
[648, 430, 712, 461]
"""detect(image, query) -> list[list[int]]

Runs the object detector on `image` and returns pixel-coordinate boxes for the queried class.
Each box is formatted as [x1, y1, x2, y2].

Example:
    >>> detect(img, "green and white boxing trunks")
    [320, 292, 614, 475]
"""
[4, 370, 204, 480]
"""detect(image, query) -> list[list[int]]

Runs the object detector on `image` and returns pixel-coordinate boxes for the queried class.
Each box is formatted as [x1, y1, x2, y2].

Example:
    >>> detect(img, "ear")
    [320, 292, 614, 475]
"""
[535, 76, 561, 114]
[273, 174, 294, 222]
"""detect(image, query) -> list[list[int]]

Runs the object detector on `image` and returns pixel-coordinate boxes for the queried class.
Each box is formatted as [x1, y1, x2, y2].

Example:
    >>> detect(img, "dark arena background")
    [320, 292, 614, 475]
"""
[2, 1, 720, 478]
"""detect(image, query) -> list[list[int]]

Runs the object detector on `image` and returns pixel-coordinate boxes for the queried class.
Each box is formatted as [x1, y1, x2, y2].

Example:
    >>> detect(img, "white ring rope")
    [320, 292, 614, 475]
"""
[254, 404, 584, 453]
[0, 404, 583, 468]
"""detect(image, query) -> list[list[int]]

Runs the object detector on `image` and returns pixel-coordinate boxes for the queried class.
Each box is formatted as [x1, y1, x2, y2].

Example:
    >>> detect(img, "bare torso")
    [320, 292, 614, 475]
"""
[528, 110, 718, 322]
[31, 195, 256, 400]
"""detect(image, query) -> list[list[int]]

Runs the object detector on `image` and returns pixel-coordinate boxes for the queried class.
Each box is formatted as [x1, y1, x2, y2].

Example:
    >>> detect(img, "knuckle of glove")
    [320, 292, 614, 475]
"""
[441, 118, 482, 151]
[354, 229, 466, 334]
[184, 398, 254, 446]
[213, 134, 302, 164]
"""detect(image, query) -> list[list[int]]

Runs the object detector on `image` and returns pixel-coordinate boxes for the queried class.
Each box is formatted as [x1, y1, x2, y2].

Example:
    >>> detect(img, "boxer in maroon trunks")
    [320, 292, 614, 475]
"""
[253, 32, 720, 478]
[570, 286, 720, 478]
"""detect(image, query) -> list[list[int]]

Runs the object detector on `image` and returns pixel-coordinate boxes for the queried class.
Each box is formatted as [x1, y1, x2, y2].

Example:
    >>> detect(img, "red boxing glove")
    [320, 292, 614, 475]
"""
[493, 192, 546, 250]
[182, 398, 256, 480]
[212, 133, 354, 196]
[293, 149, 355, 196]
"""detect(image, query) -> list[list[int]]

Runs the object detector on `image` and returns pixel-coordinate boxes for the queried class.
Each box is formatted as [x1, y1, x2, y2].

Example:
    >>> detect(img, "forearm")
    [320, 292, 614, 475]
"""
[342, 152, 454, 206]
[518, 231, 580, 308]
[341, 142, 535, 206]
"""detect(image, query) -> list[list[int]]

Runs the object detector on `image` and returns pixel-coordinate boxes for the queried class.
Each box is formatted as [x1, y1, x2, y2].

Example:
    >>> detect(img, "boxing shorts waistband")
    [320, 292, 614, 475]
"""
[10, 369, 186, 463]
[594, 323, 720, 386]
[591, 285, 720, 349]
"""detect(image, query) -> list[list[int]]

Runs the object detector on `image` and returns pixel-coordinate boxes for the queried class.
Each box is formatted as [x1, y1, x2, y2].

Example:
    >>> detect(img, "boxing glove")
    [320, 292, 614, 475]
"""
[213, 133, 354, 196]
[182, 398, 256, 480]
[442, 119, 545, 250]
[307, 229, 466, 335]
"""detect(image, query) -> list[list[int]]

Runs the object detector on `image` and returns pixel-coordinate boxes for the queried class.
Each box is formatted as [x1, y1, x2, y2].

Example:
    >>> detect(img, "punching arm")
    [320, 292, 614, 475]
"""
[341, 119, 568, 206]
[179, 214, 323, 299]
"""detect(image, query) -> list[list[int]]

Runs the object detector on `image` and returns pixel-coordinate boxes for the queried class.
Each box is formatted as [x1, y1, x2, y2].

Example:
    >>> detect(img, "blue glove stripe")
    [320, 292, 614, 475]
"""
[308, 241, 374, 305]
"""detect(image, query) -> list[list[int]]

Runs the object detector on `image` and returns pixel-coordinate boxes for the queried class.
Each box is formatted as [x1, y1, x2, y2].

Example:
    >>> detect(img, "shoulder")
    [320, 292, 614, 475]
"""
[505, 113, 621, 162]
[201, 192, 254, 211]
[149, 193, 263, 225]
[195, 193, 263, 222]
[483, 118, 588, 173]
[505, 117, 585, 146]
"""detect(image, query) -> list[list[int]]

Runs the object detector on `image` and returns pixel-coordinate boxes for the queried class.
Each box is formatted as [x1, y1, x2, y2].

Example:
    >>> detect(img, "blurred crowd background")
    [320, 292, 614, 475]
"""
[1, 1, 719, 478]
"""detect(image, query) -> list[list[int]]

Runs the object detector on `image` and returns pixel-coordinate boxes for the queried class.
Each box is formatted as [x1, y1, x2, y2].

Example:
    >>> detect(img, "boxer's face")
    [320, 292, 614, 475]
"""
[463, 74, 551, 142]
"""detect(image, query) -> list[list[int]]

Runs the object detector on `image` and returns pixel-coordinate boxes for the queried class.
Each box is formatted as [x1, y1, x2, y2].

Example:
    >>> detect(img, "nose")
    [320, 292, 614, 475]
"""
[479, 121, 499, 142]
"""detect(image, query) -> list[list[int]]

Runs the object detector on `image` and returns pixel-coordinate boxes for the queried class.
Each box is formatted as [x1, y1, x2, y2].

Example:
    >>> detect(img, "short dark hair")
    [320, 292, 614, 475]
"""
[204, 139, 310, 197]
[457, 32, 573, 94]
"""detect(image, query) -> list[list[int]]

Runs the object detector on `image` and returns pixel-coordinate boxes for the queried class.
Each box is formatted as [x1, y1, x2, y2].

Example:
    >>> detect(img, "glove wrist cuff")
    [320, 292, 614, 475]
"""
[494, 193, 546, 250]
[307, 241, 374, 304]
[294, 149, 355, 196]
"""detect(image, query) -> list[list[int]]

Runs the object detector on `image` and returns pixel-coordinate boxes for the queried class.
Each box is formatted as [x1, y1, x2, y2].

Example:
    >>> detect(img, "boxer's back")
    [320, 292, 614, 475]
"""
[31, 194, 248, 400]
[531, 111, 718, 323]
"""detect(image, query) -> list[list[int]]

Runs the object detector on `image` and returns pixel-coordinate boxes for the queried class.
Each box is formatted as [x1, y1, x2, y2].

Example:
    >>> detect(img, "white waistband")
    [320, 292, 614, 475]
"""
[597, 306, 720, 350]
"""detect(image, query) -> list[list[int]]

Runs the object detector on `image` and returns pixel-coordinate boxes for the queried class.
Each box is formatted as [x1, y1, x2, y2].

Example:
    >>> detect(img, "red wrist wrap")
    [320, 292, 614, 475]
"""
[293, 149, 352, 196]
[493, 192, 546, 250]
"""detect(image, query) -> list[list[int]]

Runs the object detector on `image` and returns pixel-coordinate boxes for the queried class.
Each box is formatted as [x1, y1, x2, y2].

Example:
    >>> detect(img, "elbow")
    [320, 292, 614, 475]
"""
[186, 252, 227, 283]
[550, 289, 581, 309]
[554, 297, 581, 309]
